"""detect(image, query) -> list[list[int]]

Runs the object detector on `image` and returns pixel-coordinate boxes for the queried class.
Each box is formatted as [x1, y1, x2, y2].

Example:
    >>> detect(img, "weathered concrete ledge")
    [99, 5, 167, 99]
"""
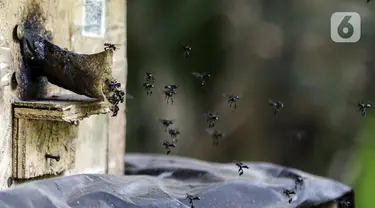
[13, 94, 111, 123]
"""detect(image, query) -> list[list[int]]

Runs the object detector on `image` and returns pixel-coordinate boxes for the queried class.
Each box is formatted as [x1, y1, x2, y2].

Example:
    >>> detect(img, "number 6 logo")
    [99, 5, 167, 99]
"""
[331, 12, 361, 43]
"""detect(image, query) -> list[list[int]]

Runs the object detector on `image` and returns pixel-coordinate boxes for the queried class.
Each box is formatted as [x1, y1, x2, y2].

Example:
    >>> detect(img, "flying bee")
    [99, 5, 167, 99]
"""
[294, 176, 306, 190]
[108, 80, 121, 91]
[235, 161, 249, 176]
[205, 112, 220, 128]
[162, 140, 176, 155]
[143, 82, 155, 96]
[168, 128, 181, 139]
[283, 189, 296, 203]
[192, 72, 211, 86]
[164, 89, 177, 104]
[181, 42, 192, 59]
[280, 171, 306, 190]
[223, 93, 241, 109]
[144, 72, 155, 83]
[335, 199, 351, 207]
[186, 194, 200, 208]
[108, 92, 131, 105]
[357, 102, 371, 117]
[104, 43, 121, 51]
[292, 129, 306, 141]
[157, 118, 174, 132]
[206, 129, 224, 146]
[269, 100, 284, 116]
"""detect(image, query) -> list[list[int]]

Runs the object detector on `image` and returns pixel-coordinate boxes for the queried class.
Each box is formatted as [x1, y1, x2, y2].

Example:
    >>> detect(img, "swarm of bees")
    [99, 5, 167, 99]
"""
[114, 41, 360, 207]
[186, 194, 201, 208]
[106, 80, 126, 117]
[235, 161, 249, 176]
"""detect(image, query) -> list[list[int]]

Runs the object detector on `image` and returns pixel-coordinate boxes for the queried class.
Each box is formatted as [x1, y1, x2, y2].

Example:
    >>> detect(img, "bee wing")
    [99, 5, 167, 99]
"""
[205, 111, 219, 116]
[202, 72, 211, 77]
[168, 127, 177, 131]
[156, 117, 165, 122]
[157, 118, 175, 123]
[126, 93, 134, 99]
[192, 72, 202, 78]
[142, 73, 153, 80]
[163, 84, 178, 90]
[157, 86, 165, 93]
[205, 128, 215, 135]
[104, 43, 122, 47]
[349, 100, 361, 110]
[204, 112, 212, 118]
[222, 93, 230, 98]
[157, 86, 171, 93]
[233, 160, 240, 164]
[347, 95, 366, 108]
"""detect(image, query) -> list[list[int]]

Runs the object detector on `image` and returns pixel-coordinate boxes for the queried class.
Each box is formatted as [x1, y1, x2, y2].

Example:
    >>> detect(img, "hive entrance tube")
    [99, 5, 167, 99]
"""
[16, 21, 124, 116]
